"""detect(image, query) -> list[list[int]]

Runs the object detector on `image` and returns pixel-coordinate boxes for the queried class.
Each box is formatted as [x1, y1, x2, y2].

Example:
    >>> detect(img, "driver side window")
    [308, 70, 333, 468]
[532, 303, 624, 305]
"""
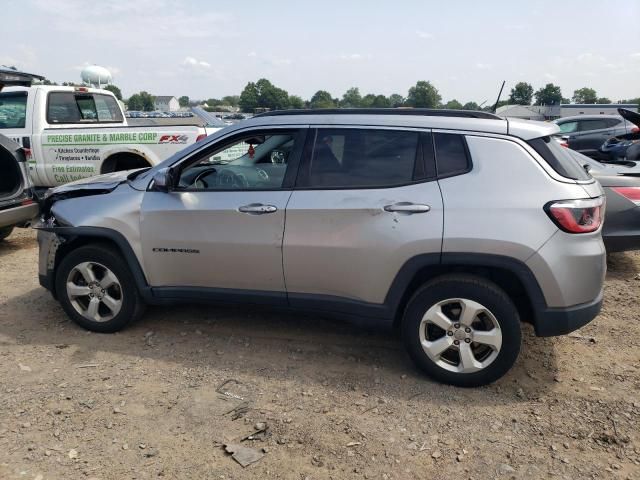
[178, 131, 299, 191]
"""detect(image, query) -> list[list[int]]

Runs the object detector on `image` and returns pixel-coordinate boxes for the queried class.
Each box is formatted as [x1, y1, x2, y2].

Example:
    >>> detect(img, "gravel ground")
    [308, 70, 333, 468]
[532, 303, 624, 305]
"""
[0, 228, 638, 480]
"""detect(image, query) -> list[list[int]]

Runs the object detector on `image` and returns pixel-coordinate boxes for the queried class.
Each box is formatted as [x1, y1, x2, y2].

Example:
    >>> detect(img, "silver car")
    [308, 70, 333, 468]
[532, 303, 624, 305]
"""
[35, 109, 606, 387]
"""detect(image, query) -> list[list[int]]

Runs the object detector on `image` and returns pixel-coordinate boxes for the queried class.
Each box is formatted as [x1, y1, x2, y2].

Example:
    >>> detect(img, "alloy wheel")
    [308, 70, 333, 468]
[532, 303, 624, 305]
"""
[66, 261, 123, 322]
[419, 298, 502, 373]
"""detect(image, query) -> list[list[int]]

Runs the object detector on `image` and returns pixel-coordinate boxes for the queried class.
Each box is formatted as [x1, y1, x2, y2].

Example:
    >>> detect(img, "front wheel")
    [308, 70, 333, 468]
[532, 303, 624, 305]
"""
[55, 244, 145, 332]
[402, 275, 521, 387]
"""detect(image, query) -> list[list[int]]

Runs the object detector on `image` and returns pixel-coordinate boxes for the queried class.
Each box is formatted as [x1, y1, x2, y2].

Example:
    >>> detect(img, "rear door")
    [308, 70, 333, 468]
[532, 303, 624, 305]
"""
[283, 127, 443, 310]
[575, 119, 614, 151]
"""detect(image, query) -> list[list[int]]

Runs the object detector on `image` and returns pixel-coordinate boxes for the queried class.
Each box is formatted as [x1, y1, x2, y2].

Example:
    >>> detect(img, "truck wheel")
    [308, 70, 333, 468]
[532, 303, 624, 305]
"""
[55, 244, 145, 333]
[101, 154, 150, 173]
[402, 274, 521, 387]
[0, 226, 14, 241]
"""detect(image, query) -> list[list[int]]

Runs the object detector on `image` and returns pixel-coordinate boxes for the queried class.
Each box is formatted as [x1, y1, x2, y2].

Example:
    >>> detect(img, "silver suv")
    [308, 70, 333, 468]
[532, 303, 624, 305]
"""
[36, 109, 606, 387]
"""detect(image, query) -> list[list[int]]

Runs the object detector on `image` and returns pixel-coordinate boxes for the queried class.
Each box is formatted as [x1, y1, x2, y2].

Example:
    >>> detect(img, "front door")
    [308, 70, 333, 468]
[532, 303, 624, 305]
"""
[140, 128, 306, 297]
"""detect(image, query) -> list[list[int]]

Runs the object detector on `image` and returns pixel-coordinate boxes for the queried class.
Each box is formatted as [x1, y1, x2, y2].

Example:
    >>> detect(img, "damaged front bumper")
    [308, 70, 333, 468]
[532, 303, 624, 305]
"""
[36, 228, 64, 296]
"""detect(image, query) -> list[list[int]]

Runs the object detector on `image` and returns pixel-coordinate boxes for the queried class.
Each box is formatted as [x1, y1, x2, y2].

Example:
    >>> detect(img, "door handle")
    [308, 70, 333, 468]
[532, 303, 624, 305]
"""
[384, 202, 431, 213]
[238, 203, 277, 214]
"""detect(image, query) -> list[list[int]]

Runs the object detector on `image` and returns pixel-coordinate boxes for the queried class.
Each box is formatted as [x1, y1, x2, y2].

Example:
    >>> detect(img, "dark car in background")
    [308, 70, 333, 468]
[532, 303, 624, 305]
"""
[554, 114, 637, 158]
[599, 109, 640, 162]
[568, 149, 640, 252]
[0, 67, 43, 240]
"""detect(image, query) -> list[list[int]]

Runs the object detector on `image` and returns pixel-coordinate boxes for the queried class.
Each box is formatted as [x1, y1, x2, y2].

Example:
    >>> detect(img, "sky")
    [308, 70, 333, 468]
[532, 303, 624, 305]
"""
[1, 0, 639, 103]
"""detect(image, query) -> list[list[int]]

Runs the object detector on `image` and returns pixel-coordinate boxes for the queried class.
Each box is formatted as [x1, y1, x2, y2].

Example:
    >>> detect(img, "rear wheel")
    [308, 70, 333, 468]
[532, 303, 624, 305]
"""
[0, 226, 14, 241]
[55, 244, 145, 332]
[402, 274, 521, 387]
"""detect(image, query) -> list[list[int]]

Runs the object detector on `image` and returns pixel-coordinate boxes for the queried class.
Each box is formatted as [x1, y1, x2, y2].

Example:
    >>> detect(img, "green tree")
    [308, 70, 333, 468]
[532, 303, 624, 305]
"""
[239, 82, 259, 112]
[596, 97, 611, 104]
[127, 91, 154, 111]
[340, 87, 362, 108]
[221, 95, 240, 107]
[372, 95, 390, 108]
[309, 90, 335, 108]
[239, 79, 289, 111]
[572, 87, 598, 104]
[388, 94, 405, 108]
[534, 83, 563, 105]
[508, 82, 533, 105]
[255, 78, 289, 110]
[178, 95, 189, 107]
[406, 81, 441, 108]
[360, 94, 376, 108]
[33, 78, 58, 85]
[102, 84, 122, 100]
[462, 101, 479, 110]
[444, 99, 463, 109]
[288, 95, 305, 109]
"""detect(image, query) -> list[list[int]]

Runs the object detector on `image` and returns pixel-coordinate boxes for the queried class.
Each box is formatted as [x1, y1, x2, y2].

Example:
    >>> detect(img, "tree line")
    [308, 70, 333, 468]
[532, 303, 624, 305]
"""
[33, 77, 639, 113]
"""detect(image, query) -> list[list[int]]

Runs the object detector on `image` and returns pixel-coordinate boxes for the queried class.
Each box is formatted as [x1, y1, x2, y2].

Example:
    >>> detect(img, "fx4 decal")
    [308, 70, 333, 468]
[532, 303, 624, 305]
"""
[159, 134, 189, 144]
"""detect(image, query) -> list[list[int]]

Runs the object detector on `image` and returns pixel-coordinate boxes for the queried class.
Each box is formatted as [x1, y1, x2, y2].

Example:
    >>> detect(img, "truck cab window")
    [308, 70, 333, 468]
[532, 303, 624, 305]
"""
[0, 91, 28, 129]
[47, 92, 123, 124]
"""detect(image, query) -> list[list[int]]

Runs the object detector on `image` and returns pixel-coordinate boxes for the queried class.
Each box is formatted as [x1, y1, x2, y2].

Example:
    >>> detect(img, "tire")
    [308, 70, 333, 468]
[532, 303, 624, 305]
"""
[0, 226, 14, 241]
[55, 244, 145, 333]
[401, 274, 521, 387]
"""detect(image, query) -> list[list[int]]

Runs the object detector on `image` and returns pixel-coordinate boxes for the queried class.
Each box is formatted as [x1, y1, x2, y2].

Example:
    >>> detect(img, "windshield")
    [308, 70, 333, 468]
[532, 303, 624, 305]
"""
[0, 91, 27, 129]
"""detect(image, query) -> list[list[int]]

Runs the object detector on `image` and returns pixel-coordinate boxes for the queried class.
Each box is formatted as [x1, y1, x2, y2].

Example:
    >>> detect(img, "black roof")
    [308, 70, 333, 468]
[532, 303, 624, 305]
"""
[255, 108, 501, 120]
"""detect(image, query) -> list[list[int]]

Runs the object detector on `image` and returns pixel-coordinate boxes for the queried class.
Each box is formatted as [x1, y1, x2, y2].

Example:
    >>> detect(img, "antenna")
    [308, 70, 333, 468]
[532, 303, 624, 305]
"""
[492, 80, 506, 113]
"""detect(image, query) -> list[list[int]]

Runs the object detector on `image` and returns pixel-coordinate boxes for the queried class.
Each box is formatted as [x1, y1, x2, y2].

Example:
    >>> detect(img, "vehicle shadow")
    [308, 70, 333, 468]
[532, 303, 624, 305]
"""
[0, 230, 35, 258]
[606, 251, 639, 281]
[1, 286, 559, 405]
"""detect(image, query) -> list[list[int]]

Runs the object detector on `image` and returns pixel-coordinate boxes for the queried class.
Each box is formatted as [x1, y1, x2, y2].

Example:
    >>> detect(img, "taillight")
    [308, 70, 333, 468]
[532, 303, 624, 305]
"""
[195, 134, 207, 142]
[612, 187, 640, 206]
[545, 197, 605, 234]
[23, 147, 32, 160]
[631, 126, 639, 133]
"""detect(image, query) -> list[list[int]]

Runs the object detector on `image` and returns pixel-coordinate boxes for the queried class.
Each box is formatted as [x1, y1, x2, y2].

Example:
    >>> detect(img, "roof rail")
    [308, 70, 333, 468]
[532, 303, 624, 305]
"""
[254, 108, 502, 120]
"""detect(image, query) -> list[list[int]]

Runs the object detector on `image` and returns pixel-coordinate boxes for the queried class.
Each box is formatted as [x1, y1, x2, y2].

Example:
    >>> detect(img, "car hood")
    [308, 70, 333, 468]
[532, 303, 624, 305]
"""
[618, 108, 640, 128]
[40, 169, 145, 219]
[48, 170, 134, 194]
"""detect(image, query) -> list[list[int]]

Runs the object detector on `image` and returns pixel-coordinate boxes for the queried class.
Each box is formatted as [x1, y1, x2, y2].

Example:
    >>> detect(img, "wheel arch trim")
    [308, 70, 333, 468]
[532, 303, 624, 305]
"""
[38, 226, 153, 302]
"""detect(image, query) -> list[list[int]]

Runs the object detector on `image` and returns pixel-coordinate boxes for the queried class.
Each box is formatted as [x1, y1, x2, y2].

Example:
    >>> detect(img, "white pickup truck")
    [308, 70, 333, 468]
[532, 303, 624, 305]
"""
[0, 85, 221, 187]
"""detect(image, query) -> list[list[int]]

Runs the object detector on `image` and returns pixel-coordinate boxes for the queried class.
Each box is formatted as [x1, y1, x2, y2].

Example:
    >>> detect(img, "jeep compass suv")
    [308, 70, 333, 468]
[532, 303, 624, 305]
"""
[36, 109, 606, 387]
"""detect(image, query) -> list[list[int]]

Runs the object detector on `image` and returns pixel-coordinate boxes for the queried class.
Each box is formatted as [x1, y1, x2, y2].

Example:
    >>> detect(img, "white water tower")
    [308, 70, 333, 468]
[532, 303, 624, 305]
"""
[80, 65, 112, 88]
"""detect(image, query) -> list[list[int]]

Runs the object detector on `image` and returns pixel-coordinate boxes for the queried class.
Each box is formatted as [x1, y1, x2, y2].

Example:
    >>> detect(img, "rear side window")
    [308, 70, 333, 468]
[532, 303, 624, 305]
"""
[0, 91, 27, 129]
[604, 118, 622, 128]
[303, 128, 419, 188]
[47, 92, 123, 124]
[433, 133, 471, 177]
[578, 119, 608, 131]
[527, 136, 591, 180]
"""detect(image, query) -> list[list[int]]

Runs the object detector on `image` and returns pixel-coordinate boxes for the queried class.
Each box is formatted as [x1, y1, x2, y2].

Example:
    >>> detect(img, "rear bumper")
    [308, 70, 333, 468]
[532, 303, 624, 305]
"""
[534, 290, 603, 336]
[0, 202, 39, 228]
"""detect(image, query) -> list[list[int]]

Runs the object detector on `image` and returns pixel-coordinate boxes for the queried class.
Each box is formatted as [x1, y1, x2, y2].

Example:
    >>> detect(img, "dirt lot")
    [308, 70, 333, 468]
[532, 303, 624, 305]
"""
[0, 228, 638, 480]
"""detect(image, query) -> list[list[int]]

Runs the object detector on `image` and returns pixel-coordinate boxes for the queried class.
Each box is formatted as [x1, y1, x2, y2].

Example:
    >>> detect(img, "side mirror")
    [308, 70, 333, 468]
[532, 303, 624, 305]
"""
[151, 168, 173, 192]
[583, 163, 592, 174]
